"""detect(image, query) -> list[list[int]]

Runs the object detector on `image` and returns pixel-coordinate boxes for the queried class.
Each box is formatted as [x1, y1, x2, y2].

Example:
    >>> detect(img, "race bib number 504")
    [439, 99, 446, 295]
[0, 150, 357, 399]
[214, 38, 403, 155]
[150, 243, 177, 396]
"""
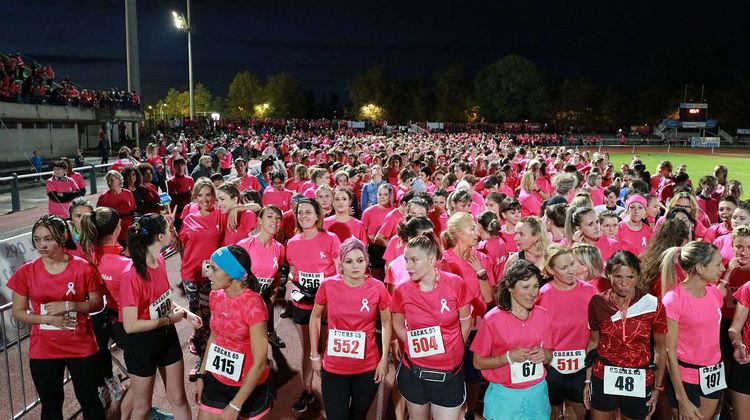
[407, 326, 445, 358]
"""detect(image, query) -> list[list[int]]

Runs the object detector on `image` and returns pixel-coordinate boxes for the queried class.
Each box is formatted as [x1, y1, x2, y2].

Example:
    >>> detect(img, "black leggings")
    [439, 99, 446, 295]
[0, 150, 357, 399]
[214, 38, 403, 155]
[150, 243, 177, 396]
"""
[91, 308, 117, 386]
[266, 299, 275, 333]
[29, 355, 105, 420]
[321, 369, 378, 420]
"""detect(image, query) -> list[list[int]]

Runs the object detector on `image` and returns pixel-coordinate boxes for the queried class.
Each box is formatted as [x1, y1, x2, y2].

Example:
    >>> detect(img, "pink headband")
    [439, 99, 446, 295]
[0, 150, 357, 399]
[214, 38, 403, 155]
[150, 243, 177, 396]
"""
[625, 194, 647, 209]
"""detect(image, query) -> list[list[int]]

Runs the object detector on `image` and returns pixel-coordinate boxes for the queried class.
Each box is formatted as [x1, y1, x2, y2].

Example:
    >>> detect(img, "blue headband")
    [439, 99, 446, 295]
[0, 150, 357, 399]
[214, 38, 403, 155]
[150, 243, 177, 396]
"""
[211, 247, 247, 281]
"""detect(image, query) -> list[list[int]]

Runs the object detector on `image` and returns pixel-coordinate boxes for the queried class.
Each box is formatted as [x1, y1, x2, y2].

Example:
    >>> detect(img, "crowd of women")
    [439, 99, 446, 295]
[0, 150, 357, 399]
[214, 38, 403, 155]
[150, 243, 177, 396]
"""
[13, 130, 750, 420]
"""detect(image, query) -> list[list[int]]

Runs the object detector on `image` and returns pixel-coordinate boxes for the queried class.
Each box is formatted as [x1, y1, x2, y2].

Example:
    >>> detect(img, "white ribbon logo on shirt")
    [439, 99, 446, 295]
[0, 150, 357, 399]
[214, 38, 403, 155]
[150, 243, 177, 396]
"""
[65, 282, 75, 296]
[641, 237, 647, 247]
[319, 251, 327, 259]
[440, 298, 450, 313]
[360, 298, 370, 312]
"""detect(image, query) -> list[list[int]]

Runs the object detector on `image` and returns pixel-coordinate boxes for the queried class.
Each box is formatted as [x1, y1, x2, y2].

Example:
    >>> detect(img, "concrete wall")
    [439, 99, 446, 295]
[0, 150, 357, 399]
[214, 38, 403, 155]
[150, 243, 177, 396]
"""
[0, 122, 78, 162]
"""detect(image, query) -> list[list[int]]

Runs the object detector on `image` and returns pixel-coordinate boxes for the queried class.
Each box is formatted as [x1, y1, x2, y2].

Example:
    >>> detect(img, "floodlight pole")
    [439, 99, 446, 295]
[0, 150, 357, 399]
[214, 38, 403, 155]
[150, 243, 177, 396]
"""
[186, 0, 194, 120]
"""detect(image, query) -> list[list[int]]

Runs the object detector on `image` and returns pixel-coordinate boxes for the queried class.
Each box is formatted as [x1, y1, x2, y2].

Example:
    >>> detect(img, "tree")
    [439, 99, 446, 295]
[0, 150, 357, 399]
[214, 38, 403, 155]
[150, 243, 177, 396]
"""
[473, 55, 548, 121]
[347, 64, 397, 120]
[261, 73, 311, 118]
[227, 71, 263, 118]
[551, 78, 598, 128]
[155, 84, 215, 117]
[433, 64, 471, 122]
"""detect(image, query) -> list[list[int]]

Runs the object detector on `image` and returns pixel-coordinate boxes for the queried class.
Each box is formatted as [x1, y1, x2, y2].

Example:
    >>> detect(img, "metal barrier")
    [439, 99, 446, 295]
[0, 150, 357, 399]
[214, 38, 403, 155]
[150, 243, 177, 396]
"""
[0, 162, 115, 213]
[0, 301, 129, 419]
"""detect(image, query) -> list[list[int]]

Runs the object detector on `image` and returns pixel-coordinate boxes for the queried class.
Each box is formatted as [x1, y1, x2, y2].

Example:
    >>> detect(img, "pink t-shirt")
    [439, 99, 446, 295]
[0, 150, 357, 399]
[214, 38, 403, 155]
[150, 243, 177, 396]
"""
[262, 189, 294, 212]
[69, 172, 86, 190]
[470, 306, 553, 388]
[239, 175, 262, 192]
[595, 235, 621, 262]
[208, 288, 269, 386]
[518, 189, 542, 217]
[385, 255, 410, 288]
[383, 235, 405, 265]
[6, 256, 100, 359]
[376, 208, 405, 241]
[361, 205, 393, 238]
[236, 235, 285, 295]
[286, 231, 341, 310]
[315, 275, 390, 374]
[222, 210, 257, 246]
[734, 283, 750, 348]
[96, 244, 130, 310]
[391, 271, 472, 370]
[499, 227, 519, 254]
[714, 233, 734, 265]
[537, 280, 596, 352]
[703, 223, 731, 245]
[616, 222, 653, 256]
[439, 248, 495, 316]
[478, 237, 509, 280]
[178, 209, 224, 281]
[119, 256, 172, 322]
[323, 216, 368, 246]
[663, 284, 723, 384]
[589, 187, 605, 207]
[46, 176, 79, 217]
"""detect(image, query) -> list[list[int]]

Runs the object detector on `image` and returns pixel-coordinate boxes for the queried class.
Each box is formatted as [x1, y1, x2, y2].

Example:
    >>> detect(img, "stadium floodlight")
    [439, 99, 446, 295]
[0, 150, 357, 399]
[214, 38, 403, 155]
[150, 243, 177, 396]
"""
[171, 1, 194, 119]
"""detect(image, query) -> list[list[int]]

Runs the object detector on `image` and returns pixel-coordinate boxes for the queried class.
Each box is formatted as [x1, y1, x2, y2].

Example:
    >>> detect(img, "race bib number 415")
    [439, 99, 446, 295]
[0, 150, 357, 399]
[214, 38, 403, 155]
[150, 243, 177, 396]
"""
[407, 326, 445, 358]
[603, 366, 646, 398]
[327, 329, 365, 359]
[206, 343, 245, 382]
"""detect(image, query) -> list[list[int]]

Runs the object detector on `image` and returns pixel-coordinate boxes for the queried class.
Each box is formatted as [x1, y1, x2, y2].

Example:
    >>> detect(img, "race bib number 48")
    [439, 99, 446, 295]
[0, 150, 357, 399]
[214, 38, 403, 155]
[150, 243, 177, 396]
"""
[298, 272, 323, 289]
[327, 329, 365, 359]
[552, 349, 585, 374]
[510, 360, 544, 384]
[149, 290, 172, 320]
[407, 326, 445, 358]
[206, 343, 245, 382]
[603, 366, 646, 398]
[700, 362, 727, 394]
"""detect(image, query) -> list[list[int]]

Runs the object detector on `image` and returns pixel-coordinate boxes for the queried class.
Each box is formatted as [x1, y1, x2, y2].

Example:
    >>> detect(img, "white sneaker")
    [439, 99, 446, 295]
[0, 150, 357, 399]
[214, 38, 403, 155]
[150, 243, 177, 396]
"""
[105, 376, 125, 401]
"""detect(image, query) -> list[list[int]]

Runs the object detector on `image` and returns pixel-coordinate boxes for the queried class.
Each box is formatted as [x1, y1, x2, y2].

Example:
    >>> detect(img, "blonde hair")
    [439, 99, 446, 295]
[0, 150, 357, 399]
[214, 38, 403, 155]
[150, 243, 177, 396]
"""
[660, 241, 719, 294]
[544, 244, 573, 277]
[441, 212, 475, 249]
[518, 216, 550, 255]
[520, 171, 536, 194]
[572, 243, 603, 279]
[733, 225, 750, 241]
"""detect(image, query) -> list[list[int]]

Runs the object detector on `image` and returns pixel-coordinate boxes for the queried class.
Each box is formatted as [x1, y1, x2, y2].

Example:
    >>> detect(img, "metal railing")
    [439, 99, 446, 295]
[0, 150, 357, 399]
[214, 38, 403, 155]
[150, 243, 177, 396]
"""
[0, 163, 114, 213]
[0, 301, 129, 419]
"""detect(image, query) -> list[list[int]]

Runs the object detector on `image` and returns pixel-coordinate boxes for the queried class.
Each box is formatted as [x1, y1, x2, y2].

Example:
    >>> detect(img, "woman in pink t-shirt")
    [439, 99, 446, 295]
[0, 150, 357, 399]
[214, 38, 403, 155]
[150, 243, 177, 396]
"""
[216, 183, 257, 246]
[361, 183, 394, 279]
[323, 187, 368, 245]
[261, 171, 294, 212]
[538, 245, 597, 419]
[727, 241, 750, 415]
[471, 259, 553, 420]
[617, 195, 653, 256]
[286, 197, 341, 412]
[703, 196, 737, 244]
[499, 198, 522, 254]
[309, 238, 392, 419]
[174, 179, 224, 365]
[46, 160, 81, 218]
[504, 216, 550, 274]
[315, 184, 334, 217]
[477, 210, 509, 280]
[7, 215, 105, 419]
[194, 245, 272, 419]
[566, 207, 620, 262]
[662, 241, 727, 420]
[518, 171, 543, 217]
[385, 217, 435, 293]
[392, 234, 472, 419]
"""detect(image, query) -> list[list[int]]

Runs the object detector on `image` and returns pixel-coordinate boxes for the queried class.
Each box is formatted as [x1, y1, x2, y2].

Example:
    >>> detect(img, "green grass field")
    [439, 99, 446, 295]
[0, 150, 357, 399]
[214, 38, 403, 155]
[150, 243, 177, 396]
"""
[601, 151, 750, 199]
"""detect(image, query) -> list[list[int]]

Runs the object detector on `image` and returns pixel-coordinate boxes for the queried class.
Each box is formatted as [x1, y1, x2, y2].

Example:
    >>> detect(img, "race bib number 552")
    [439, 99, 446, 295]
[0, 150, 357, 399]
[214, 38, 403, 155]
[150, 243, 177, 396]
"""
[327, 329, 365, 359]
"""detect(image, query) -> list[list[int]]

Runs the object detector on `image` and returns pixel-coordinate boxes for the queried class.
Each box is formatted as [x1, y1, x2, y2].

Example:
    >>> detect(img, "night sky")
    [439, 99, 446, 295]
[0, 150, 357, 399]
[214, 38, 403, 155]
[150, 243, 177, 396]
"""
[0, 0, 745, 101]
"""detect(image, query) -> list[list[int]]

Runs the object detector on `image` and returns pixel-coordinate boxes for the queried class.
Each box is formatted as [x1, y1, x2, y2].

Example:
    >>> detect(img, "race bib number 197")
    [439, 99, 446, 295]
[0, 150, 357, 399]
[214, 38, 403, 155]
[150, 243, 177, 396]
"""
[700, 362, 727, 395]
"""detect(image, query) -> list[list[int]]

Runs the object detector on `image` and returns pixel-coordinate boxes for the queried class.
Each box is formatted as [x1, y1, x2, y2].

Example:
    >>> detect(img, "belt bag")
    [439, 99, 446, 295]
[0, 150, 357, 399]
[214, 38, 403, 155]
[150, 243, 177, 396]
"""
[404, 356, 462, 383]
[677, 359, 707, 369]
[589, 350, 656, 371]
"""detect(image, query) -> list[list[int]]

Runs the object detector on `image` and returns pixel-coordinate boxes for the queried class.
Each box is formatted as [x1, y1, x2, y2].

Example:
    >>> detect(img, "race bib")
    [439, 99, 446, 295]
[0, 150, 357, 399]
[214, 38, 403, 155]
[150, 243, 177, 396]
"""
[206, 343, 245, 382]
[202, 260, 211, 277]
[298, 271, 323, 289]
[407, 326, 445, 358]
[551, 349, 585, 374]
[257, 277, 273, 293]
[510, 360, 544, 384]
[39, 304, 77, 331]
[700, 362, 727, 395]
[327, 329, 366, 359]
[603, 366, 646, 398]
[149, 290, 172, 320]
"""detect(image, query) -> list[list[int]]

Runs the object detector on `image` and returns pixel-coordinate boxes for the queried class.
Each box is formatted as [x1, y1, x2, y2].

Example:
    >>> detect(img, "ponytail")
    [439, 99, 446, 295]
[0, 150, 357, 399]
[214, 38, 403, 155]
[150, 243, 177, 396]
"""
[406, 231, 442, 261]
[79, 207, 120, 263]
[127, 214, 168, 281]
[660, 241, 718, 295]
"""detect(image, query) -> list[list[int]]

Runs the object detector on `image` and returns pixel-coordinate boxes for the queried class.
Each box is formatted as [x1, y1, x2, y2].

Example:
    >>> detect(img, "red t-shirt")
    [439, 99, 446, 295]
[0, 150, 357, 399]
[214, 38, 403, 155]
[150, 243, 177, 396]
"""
[167, 175, 195, 218]
[470, 306, 553, 388]
[315, 275, 390, 374]
[733, 283, 750, 348]
[208, 289, 269, 386]
[286, 231, 341, 310]
[391, 271, 472, 370]
[7, 256, 100, 359]
[724, 267, 750, 319]
[262, 189, 294, 212]
[236, 235, 285, 295]
[95, 244, 130, 310]
[119, 256, 172, 322]
[361, 205, 393, 238]
[537, 280, 596, 353]
[323, 216, 368, 246]
[588, 291, 666, 385]
[178, 209, 224, 281]
[222, 210, 257, 246]
[97, 189, 136, 242]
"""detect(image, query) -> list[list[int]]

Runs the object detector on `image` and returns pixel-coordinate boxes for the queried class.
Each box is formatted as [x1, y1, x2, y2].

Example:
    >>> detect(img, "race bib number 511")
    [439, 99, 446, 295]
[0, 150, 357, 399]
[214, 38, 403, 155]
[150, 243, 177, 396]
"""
[407, 326, 445, 358]
[552, 349, 585, 374]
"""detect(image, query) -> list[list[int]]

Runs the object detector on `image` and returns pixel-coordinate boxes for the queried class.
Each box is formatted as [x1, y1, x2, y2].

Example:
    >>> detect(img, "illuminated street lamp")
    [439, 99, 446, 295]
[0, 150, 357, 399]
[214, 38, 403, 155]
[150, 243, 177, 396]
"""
[172, 1, 194, 119]
[360, 103, 384, 121]
[254, 103, 271, 118]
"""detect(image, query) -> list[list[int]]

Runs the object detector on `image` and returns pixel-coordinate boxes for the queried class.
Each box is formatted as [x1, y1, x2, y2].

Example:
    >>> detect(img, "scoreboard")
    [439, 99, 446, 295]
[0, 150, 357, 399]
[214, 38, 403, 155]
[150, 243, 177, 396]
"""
[679, 103, 708, 127]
